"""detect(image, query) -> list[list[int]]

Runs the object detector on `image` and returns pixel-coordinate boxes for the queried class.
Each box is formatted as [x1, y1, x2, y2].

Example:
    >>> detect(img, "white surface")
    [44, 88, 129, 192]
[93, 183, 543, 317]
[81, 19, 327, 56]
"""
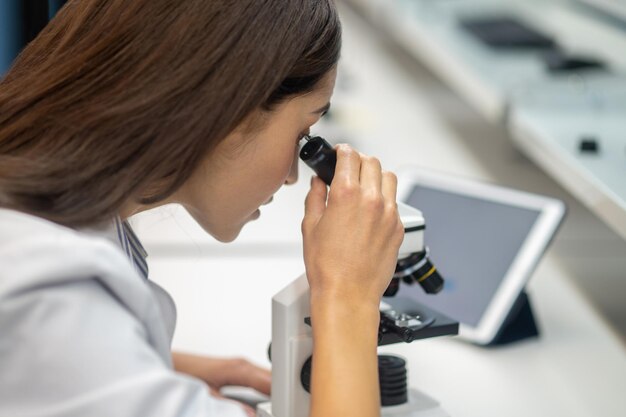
[578, 0, 626, 22]
[510, 105, 626, 239]
[133, 4, 626, 417]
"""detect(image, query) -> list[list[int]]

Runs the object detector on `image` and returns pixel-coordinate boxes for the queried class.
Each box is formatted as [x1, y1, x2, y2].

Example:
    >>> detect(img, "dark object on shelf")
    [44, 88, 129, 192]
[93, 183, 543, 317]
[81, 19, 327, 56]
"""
[579, 136, 600, 153]
[486, 291, 539, 346]
[460, 16, 556, 50]
[543, 49, 606, 72]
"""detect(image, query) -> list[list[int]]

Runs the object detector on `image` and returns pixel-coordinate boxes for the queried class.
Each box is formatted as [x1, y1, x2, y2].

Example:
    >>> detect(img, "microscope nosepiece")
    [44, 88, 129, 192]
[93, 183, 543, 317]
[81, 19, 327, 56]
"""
[411, 258, 444, 294]
[394, 251, 444, 294]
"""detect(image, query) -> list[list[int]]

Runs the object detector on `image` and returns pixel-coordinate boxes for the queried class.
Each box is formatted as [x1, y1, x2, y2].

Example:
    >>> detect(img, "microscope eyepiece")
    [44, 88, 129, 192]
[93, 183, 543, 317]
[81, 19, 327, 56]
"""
[299, 135, 336, 186]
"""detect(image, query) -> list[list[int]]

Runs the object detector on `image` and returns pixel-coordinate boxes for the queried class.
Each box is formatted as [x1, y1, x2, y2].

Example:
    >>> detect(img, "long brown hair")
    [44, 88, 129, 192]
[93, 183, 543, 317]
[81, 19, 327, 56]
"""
[0, 0, 341, 227]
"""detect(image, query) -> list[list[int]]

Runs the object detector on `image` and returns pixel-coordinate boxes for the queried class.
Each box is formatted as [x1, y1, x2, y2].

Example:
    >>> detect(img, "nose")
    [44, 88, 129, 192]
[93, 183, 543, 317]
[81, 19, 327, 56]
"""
[285, 147, 299, 185]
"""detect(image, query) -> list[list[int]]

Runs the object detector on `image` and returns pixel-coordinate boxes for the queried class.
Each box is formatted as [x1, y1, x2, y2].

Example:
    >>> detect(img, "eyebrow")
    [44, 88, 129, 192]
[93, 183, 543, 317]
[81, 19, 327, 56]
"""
[312, 102, 331, 115]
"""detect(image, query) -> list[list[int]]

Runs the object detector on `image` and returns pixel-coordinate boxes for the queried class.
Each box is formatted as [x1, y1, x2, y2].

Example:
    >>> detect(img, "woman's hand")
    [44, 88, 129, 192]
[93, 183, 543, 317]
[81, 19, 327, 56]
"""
[302, 144, 404, 309]
[172, 352, 270, 417]
[302, 145, 404, 417]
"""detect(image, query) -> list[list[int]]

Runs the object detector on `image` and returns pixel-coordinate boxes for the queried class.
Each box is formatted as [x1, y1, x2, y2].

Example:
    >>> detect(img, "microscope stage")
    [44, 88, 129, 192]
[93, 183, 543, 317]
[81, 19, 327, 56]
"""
[378, 296, 459, 346]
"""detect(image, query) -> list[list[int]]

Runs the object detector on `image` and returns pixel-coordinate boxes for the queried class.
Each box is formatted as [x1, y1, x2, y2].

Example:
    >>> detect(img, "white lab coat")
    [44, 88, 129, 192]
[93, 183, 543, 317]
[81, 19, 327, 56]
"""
[0, 209, 247, 417]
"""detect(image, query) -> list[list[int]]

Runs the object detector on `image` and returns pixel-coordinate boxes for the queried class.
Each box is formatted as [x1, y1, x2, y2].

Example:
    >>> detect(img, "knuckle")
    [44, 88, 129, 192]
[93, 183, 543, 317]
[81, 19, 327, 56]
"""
[394, 220, 404, 242]
[337, 144, 355, 158]
[396, 219, 404, 235]
[360, 155, 381, 169]
[385, 209, 402, 231]
[384, 171, 398, 184]
[385, 200, 399, 213]
[363, 193, 384, 212]
[331, 181, 358, 199]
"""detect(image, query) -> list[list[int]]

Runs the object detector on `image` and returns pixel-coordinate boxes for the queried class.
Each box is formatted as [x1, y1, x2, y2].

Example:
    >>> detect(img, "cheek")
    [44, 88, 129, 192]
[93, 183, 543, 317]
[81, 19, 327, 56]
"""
[233, 147, 295, 208]
[274, 147, 299, 184]
[247, 150, 295, 206]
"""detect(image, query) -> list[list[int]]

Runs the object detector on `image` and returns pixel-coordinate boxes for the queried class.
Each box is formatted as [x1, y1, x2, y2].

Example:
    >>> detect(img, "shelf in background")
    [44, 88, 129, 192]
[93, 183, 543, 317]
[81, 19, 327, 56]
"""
[342, 0, 626, 241]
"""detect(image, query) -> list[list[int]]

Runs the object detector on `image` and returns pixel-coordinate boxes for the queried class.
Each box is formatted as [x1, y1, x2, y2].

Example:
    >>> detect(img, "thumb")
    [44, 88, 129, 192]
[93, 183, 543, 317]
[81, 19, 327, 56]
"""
[303, 176, 327, 232]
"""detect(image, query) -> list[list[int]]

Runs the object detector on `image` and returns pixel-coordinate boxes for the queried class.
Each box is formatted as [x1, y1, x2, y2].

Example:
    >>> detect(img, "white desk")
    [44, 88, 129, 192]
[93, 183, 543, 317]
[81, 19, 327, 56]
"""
[133, 4, 626, 417]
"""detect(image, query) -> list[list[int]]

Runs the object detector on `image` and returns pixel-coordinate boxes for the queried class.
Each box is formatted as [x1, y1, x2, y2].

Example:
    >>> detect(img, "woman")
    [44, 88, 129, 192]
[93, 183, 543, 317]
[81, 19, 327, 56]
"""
[0, 1, 403, 417]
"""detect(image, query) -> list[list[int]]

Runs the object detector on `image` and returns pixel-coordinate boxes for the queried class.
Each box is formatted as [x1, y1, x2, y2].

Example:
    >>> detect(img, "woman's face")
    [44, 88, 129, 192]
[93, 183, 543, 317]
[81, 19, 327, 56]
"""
[174, 69, 337, 242]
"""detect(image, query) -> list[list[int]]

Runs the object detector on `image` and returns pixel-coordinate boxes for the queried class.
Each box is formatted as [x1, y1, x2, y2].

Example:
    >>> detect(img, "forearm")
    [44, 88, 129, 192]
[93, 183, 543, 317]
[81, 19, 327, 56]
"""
[309, 297, 381, 417]
[172, 351, 208, 380]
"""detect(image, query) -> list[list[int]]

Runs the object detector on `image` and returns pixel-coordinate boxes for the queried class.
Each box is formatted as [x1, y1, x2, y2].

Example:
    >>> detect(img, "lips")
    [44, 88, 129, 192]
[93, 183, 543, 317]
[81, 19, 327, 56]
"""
[262, 196, 274, 206]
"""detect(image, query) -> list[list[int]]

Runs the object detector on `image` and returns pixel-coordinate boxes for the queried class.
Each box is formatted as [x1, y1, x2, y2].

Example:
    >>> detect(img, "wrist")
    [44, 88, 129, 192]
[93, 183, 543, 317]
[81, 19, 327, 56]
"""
[310, 294, 381, 339]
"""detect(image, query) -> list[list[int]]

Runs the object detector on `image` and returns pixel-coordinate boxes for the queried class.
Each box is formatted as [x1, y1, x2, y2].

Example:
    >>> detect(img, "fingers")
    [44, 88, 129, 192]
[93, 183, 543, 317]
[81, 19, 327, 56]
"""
[240, 364, 272, 396]
[381, 170, 398, 203]
[332, 144, 360, 188]
[224, 358, 272, 396]
[359, 155, 382, 194]
[243, 405, 256, 417]
[303, 176, 328, 232]
[333, 146, 384, 195]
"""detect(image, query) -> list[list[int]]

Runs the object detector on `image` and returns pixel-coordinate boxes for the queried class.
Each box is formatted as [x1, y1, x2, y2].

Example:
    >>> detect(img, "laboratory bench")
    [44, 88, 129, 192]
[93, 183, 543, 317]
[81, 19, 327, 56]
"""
[132, 3, 626, 417]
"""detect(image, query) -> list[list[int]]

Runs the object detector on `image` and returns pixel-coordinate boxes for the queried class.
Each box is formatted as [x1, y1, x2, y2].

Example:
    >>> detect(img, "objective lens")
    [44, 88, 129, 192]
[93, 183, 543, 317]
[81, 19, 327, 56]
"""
[395, 251, 444, 294]
[412, 258, 444, 294]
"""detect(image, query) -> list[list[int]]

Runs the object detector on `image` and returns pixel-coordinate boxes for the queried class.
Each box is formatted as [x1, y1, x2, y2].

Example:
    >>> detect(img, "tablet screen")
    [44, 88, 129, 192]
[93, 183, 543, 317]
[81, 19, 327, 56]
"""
[398, 185, 540, 327]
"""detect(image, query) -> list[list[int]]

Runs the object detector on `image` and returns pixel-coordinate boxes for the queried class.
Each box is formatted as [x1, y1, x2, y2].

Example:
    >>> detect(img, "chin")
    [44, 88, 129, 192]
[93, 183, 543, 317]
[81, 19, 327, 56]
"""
[212, 229, 242, 243]
[184, 206, 245, 243]
[203, 222, 246, 243]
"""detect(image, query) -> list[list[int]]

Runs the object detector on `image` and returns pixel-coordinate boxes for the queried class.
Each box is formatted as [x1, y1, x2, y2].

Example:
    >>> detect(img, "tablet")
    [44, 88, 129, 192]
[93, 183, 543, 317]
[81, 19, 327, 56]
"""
[396, 168, 566, 345]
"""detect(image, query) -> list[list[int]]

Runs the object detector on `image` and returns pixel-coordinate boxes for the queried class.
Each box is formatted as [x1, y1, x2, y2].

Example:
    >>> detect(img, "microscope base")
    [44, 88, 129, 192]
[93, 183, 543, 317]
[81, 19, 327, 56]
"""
[382, 388, 450, 417]
[256, 388, 450, 417]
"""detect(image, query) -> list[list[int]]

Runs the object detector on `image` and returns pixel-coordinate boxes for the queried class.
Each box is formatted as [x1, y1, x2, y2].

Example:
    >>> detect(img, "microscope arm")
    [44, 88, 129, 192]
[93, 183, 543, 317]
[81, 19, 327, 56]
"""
[397, 202, 425, 258]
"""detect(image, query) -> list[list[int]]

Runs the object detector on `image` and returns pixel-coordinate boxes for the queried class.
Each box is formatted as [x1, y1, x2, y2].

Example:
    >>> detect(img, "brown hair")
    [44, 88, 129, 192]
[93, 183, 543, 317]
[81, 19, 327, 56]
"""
[0, 0, 341, 227]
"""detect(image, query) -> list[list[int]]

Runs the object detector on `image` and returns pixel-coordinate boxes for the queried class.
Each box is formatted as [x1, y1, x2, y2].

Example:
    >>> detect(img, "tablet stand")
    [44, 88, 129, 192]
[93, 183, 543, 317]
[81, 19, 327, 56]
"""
[487, 291, 539, 346]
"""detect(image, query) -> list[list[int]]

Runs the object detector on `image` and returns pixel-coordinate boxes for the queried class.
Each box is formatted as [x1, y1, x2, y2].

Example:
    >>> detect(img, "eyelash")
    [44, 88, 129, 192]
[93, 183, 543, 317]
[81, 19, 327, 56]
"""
[297, 111, 327, 143]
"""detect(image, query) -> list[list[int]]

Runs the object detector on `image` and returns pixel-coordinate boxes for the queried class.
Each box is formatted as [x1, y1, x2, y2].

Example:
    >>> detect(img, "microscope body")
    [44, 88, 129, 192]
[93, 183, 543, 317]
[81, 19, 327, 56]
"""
[256, 203, 452, 417]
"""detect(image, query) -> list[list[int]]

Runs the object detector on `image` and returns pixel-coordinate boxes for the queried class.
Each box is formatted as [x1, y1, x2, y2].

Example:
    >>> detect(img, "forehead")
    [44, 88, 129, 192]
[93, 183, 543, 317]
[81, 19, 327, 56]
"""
[314, 68, 337, 98]
[292, 68, 337, 106]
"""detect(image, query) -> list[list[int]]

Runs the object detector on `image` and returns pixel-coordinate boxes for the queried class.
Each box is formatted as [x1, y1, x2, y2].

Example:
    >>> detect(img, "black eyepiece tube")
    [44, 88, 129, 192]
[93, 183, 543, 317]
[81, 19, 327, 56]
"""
[299, 136, 336, 186]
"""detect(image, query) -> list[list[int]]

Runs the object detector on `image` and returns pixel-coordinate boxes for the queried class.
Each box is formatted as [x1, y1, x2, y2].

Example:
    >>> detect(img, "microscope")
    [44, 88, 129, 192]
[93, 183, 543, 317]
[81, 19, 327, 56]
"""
[256, 136, 458, 417]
